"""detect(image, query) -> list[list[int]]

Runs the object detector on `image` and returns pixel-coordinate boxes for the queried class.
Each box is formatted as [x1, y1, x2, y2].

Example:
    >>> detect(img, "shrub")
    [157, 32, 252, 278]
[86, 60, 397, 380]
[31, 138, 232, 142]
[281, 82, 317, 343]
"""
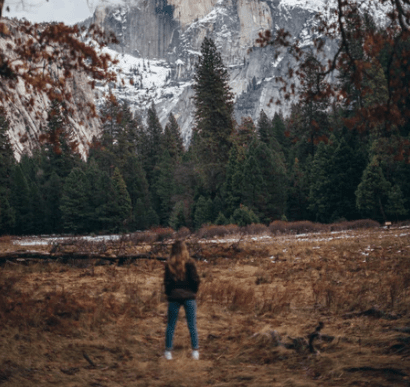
[329, 219, 380, 231]
[198, 280, 255, 312]
[152, 227, 175, 242]
[232, 205, 260, 227]
[176, 226, 191, 239]
[215, 212, 228, 225]
[268, 220, 289, 235]
[129, 231, 157, 244]
[196, 224, 240, 239]
[0, 235, 12, 244]
[269, 220, 324, 235]
[197, 225, 228, 239]
[242, 223, 268, 236]
[288, 221, 324, 234]
[169, 201, 187, 231]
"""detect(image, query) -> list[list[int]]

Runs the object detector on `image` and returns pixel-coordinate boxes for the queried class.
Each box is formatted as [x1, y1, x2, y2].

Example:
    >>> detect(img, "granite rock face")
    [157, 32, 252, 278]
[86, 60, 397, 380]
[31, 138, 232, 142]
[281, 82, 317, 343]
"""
[0, 19, 102, 160]
[2, 0, 338, 157]
[92, 0, 339, 143]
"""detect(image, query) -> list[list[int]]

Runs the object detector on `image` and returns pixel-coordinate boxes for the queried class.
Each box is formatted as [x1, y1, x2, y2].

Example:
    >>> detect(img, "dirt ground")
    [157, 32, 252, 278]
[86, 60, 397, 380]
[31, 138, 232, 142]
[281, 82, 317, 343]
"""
[0, 227, 409, 386]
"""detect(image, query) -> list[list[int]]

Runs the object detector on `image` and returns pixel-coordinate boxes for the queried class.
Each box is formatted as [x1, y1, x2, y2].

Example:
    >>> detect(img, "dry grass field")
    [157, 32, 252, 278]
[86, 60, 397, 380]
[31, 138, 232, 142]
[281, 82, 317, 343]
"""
[0, 225, 409, 386]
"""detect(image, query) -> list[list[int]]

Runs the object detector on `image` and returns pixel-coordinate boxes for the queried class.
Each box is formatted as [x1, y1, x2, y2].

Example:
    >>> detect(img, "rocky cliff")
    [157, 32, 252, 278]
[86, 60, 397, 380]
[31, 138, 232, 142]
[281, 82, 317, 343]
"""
[0, 19, 102, 160]
[2, 0, 339, 157]
[91, 0, 339, 143]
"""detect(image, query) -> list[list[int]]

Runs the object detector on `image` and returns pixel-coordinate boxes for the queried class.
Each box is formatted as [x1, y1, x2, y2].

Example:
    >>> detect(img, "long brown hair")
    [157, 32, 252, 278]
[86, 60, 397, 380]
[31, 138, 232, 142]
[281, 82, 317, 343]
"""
[167, 240, 191, 281]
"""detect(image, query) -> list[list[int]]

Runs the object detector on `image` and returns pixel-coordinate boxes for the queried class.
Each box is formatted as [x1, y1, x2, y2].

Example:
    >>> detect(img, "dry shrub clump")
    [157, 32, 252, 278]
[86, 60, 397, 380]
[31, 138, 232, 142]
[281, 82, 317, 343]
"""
[153, 227, 175, 241]
[199, 279, 292, 316]
[198, 280, 255, 312]
[0, 235, 13, 244]
[241, 223, 269, 235]
[0, 274, 96, 332]
[310, 256, 410, 314]
[196, 224, 240, 239]
[329, 219, 380, 231]
[129, 231, 158, 244]
[0, 264, 161, 335]
[176, 226, 191, 239]
[269, 220, 324, 235]
[130, 227, 175, 244]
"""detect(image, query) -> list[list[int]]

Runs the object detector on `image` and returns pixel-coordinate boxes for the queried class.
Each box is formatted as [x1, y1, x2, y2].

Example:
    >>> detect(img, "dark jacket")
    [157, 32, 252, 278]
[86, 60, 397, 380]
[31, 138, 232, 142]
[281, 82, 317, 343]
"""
[164, 260, 200, 302]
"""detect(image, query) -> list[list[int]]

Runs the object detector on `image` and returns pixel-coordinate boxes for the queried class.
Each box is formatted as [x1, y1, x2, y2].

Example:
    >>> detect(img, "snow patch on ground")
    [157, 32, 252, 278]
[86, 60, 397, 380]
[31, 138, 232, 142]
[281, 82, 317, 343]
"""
[13, 227, 410, 247]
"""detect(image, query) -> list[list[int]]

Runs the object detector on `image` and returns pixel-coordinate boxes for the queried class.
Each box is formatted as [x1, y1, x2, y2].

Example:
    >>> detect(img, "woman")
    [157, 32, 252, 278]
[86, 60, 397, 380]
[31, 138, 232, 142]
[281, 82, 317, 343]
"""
[164, 240, 200, 360]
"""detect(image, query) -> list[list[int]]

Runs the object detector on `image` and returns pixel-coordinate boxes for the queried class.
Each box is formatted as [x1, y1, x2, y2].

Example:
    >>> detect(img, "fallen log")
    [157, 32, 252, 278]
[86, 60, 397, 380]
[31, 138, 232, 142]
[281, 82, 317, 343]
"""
[0, 251, 167, 263]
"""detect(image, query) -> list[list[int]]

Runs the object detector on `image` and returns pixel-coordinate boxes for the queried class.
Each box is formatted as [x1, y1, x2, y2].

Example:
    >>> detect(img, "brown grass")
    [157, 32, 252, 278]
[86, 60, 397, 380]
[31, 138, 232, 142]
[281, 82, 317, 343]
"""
[269, 220, 325, 235]
[0, 226, 409, 386]
[269, 219, 382, 235]
[329, 219, 381, 231]
[196, 224, 240, 239]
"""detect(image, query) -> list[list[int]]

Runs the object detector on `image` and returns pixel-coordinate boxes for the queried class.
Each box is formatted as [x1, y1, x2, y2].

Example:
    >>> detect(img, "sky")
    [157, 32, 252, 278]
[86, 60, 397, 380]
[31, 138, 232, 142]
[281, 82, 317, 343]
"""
[4, 0, 124, 25]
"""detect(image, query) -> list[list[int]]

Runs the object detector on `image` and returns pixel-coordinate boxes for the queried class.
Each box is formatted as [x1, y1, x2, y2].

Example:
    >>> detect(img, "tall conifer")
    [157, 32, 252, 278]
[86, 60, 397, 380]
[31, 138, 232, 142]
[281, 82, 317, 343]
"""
[144, 103, 163, 184]
[0, 108, 15, 234]
[356, 157, 391, 221]
[191, 37, 234, 195]
[163, 113, 184, 162]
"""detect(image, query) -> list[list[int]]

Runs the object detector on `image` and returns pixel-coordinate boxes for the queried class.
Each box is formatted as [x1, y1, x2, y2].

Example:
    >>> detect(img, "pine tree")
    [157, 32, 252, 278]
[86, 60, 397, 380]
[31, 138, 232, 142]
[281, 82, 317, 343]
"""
[10, 165, 31, 235]
[97, 97, 142, 174]
[144, 103, 164, 184]
[60, 168, 89, 233]
[356, 157, 391, 221]
[94, 171, 119, 232]
[41, 99, 81, 180]
[386, 185, 407, 220]
[0, 108, 15, 234]
[194, 195, 213, 229]
[145, 207, 160, 228]
[286, 157, 311, 221]
[241, 139, 287, 222]
[43, 171, 63, 234]
[112, 167, 132, 230]
[120, 155, 151, 230]
[272, 112, 291, 161]
[222, 145, 244, 218]
[163, 113, 184, 162]
[191, 37, 234, 195]
[329, 136, 364, 220]
[231, 117, 257, 152]
[257, 110, 281, 153]
[232, 205, 260, 226]
[84, 159, 105, 232]
[294, 55, 330, 157]
[153, 151, 176, 226]
[215, 212, 228, 225]
[28, 181, 45, 235]
[169, 201, 187, 230]
[241, 147, 263, 215]
[308, 141, 335, 223]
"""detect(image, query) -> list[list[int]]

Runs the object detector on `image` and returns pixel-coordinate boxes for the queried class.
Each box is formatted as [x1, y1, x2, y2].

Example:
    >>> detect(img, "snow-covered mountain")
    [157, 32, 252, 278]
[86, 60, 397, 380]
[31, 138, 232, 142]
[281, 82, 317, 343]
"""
[90, 0, 340, 144]
[3, 0, 388, 156]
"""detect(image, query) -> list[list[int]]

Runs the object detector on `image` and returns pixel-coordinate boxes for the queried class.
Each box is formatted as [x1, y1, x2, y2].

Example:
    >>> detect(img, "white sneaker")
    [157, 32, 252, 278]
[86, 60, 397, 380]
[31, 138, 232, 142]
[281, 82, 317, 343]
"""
[192, 350, 199, 360]
[164, 351, 172, 360]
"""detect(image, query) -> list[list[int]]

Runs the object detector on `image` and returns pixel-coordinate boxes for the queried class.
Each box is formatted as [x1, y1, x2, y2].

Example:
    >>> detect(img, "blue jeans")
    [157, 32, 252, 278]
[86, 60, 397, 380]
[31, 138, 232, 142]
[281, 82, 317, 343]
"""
[165, 299, 198, 350]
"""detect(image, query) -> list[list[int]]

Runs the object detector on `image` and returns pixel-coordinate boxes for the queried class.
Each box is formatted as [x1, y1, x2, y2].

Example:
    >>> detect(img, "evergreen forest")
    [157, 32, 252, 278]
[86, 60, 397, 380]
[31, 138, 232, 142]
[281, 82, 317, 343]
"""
[0, 33, 409, 236]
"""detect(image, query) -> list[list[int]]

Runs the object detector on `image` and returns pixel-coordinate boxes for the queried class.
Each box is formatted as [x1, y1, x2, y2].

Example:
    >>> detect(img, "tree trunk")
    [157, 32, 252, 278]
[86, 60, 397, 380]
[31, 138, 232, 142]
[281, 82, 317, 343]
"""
[0, 251, 167, 263]
[0, 0, 4, 18]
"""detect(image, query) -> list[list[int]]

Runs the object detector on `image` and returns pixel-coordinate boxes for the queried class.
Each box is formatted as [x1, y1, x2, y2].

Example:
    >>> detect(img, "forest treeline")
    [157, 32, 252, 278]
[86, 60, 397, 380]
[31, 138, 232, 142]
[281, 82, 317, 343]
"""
[0, 26, 409, 235]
